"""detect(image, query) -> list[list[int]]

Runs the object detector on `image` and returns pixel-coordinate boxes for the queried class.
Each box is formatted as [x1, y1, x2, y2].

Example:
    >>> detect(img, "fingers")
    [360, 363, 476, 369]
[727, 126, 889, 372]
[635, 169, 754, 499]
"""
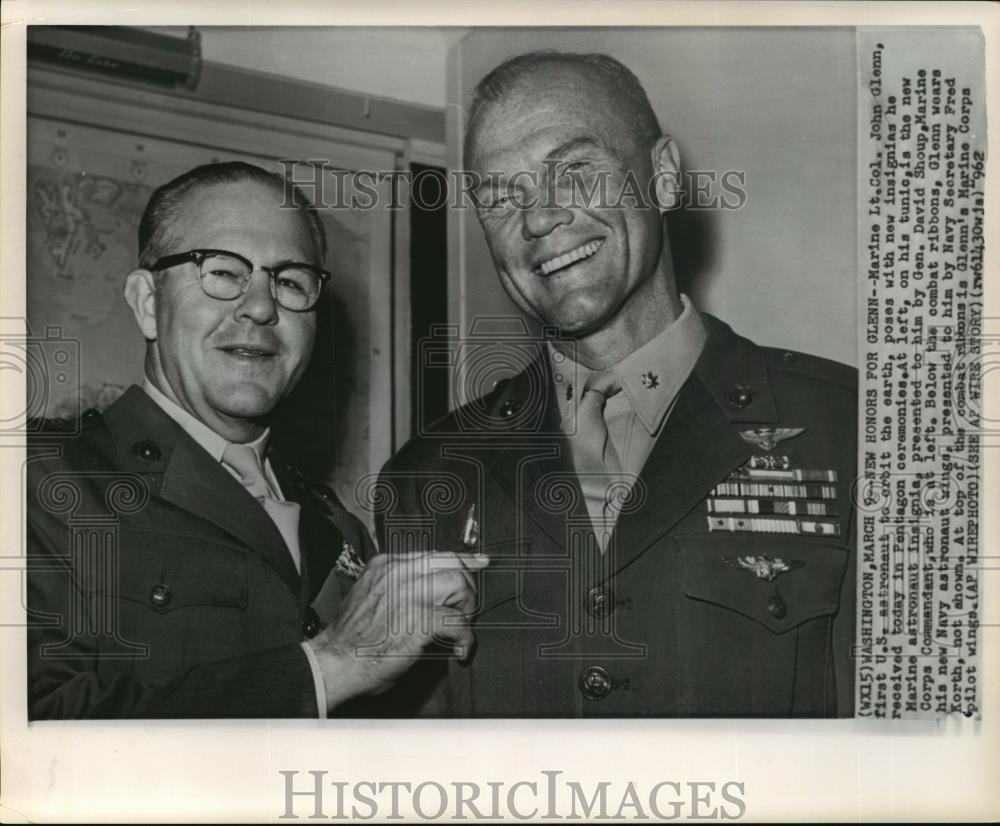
[427, 551, 490, 605]
[432, 606, 477, 661]
[384, 550, 489, 571]
[349, 551, 486, 653]
[379, 551, 489, 612]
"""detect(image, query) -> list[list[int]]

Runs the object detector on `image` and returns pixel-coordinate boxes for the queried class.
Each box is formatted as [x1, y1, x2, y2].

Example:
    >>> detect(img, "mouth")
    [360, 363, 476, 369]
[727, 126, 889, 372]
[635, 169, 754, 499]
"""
[218, 344, 278, 359]
[534, 239, 605, 277]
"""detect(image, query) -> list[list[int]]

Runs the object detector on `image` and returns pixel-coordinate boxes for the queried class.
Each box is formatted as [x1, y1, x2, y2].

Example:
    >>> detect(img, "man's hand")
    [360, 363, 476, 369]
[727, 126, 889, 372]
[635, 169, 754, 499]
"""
[305, 551, 489, 711]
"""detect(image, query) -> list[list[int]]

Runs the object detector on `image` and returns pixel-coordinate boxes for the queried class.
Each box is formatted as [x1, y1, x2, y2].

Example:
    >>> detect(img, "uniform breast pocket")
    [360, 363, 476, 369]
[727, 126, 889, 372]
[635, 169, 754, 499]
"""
[88, 529, 250, 676]
[675, 534, 850, 634]
[111, 529, 249, 614]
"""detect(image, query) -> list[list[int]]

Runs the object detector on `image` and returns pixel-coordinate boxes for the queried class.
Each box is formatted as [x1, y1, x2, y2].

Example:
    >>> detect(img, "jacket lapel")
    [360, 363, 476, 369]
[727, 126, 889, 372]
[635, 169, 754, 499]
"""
[103, 385, 301, 596]
[483, 358, 584, 549]
[606, 376, 750, 573]
[606, 314, 779, 576]
[269, 454, 340, 605]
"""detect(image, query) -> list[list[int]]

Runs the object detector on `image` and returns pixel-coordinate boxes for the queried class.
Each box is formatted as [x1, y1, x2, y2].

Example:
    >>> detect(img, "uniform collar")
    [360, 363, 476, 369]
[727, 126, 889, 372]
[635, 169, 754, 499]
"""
[141, 378, 270, 465]
[548, 294, 708, 435]
[691, 313, 778, 425]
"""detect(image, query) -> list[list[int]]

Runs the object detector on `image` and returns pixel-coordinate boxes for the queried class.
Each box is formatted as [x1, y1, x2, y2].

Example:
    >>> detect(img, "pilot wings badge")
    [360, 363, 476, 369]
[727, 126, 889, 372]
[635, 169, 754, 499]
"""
[738, 426, 805, 452]
[722, 554, 804, 582]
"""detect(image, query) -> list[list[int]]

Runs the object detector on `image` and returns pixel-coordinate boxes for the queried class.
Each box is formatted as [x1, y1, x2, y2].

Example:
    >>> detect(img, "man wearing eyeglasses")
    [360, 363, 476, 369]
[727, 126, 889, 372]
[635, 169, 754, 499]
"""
[26, 161, 486, 719]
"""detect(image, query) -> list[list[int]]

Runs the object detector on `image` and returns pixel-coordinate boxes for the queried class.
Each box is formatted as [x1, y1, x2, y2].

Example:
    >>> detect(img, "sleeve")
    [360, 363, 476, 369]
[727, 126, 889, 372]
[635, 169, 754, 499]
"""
[26, 511, 320, 720]
[300, 641, 328, 719]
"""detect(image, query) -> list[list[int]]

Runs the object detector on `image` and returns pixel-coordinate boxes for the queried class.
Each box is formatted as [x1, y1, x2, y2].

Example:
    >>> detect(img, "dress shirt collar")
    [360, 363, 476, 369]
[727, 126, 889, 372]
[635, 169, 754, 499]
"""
[549, 293, 708, 434]
[141, 378, 270, 465]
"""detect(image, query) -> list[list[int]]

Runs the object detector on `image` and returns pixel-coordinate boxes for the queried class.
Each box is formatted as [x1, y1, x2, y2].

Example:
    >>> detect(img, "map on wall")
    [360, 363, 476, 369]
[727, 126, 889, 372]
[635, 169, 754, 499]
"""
[27, 163, 151, 416]
[26, 115, 393, 521]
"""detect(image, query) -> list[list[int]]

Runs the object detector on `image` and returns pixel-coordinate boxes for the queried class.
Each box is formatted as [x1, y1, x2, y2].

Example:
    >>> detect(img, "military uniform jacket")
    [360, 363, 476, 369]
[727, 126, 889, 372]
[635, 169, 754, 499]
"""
[27, 385, 374, 719]
[378, 315, 857, 717]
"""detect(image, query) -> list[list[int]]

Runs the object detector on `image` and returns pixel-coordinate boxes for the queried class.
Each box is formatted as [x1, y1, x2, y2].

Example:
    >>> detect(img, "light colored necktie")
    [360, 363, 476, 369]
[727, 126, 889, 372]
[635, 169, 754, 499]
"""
[222, 442, 302, 572]
[570, 369, 624, 551]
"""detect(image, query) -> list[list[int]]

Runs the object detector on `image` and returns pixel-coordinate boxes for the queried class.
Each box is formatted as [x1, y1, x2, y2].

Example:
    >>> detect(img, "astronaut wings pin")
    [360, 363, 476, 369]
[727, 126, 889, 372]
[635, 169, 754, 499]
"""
[722, 554, 804, 582]
[737, 426, 805, 452]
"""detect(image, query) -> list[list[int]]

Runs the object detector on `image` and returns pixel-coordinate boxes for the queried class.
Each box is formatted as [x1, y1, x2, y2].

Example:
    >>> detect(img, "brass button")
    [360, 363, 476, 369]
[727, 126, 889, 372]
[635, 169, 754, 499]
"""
[727, 386, 756, 408]
[131, 439, 162, 462]
[302, 606, 321, 639]
[150, 584, 171, 607]
[499, 399, 523, 418]
[587, 586, 616, 618]
[579, 665, 613, 701]
[767, 595, 787, 619]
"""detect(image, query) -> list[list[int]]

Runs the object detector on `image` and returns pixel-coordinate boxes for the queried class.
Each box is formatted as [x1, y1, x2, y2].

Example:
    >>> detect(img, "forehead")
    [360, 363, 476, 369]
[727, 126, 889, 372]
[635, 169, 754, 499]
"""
[169, 179, 317, 257]
[468, 64, 635, 170]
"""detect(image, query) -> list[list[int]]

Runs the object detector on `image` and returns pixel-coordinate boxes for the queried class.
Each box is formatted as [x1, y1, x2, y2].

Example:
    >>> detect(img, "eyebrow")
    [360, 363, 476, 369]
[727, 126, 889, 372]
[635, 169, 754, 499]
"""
[544, 137, 604, 160]
[471, 137, 607, 200]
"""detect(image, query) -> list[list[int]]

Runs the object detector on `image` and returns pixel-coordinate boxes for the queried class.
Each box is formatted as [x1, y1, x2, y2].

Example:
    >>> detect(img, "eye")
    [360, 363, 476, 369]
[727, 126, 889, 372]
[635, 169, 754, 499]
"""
[276, 276, 307, 294]
[206, 267, 241, 279]
[203, 262, 244, 280]
[477, 193, 514, 217]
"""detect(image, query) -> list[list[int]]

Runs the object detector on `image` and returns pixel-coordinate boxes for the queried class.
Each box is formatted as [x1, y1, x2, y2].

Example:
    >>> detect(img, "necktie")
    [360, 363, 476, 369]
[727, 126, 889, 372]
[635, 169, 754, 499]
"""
[222, 442, 302, 572]
[569, 369, 624, 551]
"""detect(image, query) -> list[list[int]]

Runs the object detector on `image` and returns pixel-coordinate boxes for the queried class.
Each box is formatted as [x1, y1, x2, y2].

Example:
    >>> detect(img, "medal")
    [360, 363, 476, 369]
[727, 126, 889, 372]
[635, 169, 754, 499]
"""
[721, 553, 804, 581]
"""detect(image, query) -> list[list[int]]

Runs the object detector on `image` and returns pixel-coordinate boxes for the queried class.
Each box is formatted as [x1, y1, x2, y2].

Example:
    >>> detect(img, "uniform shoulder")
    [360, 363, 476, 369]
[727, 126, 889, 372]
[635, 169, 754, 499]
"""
[762, 347, 857, 391]
[27, 408, 108, 459]
[388, 378, 513, 462]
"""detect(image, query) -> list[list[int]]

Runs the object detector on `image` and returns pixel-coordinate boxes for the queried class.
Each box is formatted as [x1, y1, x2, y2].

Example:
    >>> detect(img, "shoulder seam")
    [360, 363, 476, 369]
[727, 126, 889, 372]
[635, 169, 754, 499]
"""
[762, 347, 858, 389]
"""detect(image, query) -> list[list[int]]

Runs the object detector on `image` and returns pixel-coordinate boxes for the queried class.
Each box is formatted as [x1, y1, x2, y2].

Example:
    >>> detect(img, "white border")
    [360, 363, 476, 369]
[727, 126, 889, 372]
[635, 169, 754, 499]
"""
[2, 2, 998, 822]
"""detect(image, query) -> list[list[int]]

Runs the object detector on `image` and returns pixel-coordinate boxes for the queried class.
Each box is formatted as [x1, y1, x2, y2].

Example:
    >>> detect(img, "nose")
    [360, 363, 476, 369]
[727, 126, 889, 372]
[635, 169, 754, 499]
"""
[521, 201, 574, 240]
[234, 270, 279, 325]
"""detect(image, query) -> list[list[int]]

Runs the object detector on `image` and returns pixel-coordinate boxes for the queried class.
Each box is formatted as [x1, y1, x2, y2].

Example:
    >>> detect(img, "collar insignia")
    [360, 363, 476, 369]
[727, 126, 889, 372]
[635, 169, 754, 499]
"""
[722, 553, 804, 582]
[738, 426, 805, 452]
[641, 371, 659, 389]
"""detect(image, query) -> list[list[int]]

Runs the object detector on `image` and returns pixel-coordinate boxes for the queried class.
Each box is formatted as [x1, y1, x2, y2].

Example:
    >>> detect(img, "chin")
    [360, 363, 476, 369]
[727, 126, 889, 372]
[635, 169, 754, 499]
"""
[213, 384, 281, 420]
[545, 302, 612, 337]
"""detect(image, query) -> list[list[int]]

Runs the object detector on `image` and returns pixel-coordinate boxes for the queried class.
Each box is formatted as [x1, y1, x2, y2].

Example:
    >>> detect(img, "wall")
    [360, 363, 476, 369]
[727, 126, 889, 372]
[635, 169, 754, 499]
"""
[448, 28, 858, 367]
[149, 26, 464, 108]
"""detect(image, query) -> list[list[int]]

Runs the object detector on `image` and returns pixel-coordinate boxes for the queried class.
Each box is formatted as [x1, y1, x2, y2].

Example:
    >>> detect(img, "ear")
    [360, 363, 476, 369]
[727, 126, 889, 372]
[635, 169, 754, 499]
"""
[123, 269, 159, 341]
[650, 135, 682, 212]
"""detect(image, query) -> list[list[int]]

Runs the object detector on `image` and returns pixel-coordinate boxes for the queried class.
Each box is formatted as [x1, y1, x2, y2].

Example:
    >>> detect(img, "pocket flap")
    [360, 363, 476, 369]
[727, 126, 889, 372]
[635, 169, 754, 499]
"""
[676, 534, 849, 634]
[92, 529, 249, 614]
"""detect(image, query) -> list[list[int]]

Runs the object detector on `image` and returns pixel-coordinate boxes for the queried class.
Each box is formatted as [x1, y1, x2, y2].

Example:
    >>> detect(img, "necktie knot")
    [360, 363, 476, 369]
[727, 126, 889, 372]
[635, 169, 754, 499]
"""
[582, 369, 622, 407]
[222, 443, 269, 498]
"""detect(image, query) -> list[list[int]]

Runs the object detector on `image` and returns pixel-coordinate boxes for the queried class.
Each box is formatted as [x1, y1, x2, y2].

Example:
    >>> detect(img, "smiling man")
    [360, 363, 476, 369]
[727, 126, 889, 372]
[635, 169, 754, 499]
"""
[26, 161, 486, 718]
[378, 52, 858, 717]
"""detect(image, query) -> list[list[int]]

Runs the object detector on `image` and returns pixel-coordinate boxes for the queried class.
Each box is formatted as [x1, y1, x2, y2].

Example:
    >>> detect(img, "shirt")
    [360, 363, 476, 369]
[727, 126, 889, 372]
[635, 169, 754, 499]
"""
[549, 294, 708, 543]
[140, 379, 329, 718]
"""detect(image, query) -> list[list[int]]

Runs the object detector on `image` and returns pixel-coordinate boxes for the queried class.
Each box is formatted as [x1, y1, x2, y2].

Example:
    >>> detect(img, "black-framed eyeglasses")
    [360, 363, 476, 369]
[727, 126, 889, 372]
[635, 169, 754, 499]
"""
[151, 249, 331, 312]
